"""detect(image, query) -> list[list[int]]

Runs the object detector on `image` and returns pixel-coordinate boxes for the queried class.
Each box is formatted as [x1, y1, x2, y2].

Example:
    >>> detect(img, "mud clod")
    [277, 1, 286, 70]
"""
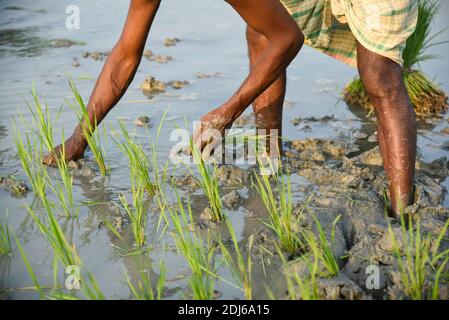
[221, 190, 243, 209]
[140, 76, 166, 93]
[72, 58, 80, 67]
[68, 159, 96, 178]
[82, 51, 108, 61]
[0, 176, 29, 197]
[291, 115, 336, 126]
[134, 116, 152, 127]
[143, 50, 173, 64]
[216, 165, 250, 186]
[353, 132, 368, 139]
[367, 133, 378, 142]
[171, 174, 200, 191]
[318, 274, 369, 300]
[167, 80, 190, 90]
[163, 38, 180, 47]
[288, 138, 359, 161]
[196, 72, 224, 79]
[49, 39, 85, 48]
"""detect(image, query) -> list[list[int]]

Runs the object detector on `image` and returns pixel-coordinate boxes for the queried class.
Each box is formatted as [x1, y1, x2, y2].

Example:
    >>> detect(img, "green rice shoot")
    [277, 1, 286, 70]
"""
[190, 142, 224, 222]
[113, 120, 156, 195]
[218, 218, 253, 299]
[0, 221, 12, 256]
[253, 158, 302, 257]
[68, 81, 109, 176]
[389, 215, 449, 300]
[164, 193, 217, 299]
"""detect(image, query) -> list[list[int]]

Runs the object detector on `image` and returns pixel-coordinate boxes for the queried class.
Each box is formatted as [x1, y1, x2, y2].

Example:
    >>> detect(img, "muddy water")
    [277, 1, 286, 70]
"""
[0, 0, 448, 299]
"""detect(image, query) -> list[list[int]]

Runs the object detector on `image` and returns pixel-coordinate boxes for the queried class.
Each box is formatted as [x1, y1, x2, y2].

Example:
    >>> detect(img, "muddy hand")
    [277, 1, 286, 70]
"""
[42, 132, 87, 166]
[192, 107, 234, 160]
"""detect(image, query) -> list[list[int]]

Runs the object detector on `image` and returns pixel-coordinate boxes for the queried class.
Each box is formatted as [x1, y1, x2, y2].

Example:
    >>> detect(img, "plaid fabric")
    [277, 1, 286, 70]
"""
[280, 0, 418, 67]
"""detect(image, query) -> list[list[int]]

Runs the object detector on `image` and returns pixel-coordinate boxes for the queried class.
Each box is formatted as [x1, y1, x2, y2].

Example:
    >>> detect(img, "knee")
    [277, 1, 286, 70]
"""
[362, 65, 405, 107]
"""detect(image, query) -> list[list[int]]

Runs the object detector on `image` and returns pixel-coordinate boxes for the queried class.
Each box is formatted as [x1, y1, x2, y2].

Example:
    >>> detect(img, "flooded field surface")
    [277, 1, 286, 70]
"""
[1, 0, 448, 300]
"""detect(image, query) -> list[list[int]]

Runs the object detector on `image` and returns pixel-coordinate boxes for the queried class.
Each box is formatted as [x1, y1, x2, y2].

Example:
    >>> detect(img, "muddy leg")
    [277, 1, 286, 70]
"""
[356, 42, 416, 216]
[246, 26, 286, 155]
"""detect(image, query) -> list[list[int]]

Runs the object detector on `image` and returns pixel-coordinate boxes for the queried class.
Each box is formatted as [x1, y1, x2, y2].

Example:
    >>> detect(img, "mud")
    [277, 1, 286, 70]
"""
[48, 39, 85, 48]
[134, 116, 152, 127]
[196, 72, 224, 79]
[170, 174, 200, 191]
[2, 0, 448, 300]
[285, 138, 360, 164]
[291, 115, 336, 126]
[140, 76, 166, 94]
[72, 58, 80, 67]
[248, 137, 449, 299]
[67, 159, 96, 178]
[143, 50, 173, 64]
[221, 190, 243, 209]
[216, 165, 252, 186]
[163, 38, 180, 47]
[0, 176, 29, 197]
[316, 274, 369, 300]
[82, 51, 109, 61]
[167, 80, 190, 90]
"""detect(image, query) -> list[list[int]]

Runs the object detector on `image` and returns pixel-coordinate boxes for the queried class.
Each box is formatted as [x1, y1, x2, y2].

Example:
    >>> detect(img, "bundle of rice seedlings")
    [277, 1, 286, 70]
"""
[343, 0, 448, 115]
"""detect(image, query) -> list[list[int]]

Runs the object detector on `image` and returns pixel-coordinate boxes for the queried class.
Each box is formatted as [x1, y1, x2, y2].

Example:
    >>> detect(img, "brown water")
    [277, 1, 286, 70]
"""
[0, 0, 448, 299]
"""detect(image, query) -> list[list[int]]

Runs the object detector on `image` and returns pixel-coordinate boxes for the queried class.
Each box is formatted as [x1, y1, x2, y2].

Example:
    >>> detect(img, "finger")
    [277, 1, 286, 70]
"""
[202, 131, 224, 162]
[192, 118, 206, 145]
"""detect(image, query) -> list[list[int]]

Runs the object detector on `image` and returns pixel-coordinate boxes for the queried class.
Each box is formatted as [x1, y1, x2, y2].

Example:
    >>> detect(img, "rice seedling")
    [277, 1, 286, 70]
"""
[139, 109, 172, 240]
[190, 142, 224, 222]
[252, 160, 302, 257]
[118, 185, 148, 247]
[276, 244, 320, 300]
[25, 85, 60, 153]
[275, 214, 341, 300]
[46, 131, 77, 217]
[389, 215, 449, 300]
[148, 114, 172, 198]
[343, 0, 448, 115]
[68, 80, 109, 176]
[15, 86, 75, 216]
[300, 214, 341, 277]
[22, 201, 105, 299]
[13, 123, 49, 198]
[12, 231, 44, 298]
[218, 218, 253, 299]
[126, 261, 166, 300]
[0, 222, 12, 256]
[15, 90, 75, 216]
[14, 124, 77, 217]
[163, 193, 217, 299]
[113, 120, 155, 195]
[13, 138, 101, 297]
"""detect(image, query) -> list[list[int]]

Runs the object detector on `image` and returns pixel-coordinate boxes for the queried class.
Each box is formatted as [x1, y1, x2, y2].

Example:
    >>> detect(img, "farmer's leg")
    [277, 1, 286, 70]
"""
[356, 42, 416, 216]
[246, 26, 286, 154]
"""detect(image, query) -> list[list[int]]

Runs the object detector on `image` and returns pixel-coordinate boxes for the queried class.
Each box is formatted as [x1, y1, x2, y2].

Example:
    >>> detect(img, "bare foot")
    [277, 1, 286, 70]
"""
[43, 133, 87, 166]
